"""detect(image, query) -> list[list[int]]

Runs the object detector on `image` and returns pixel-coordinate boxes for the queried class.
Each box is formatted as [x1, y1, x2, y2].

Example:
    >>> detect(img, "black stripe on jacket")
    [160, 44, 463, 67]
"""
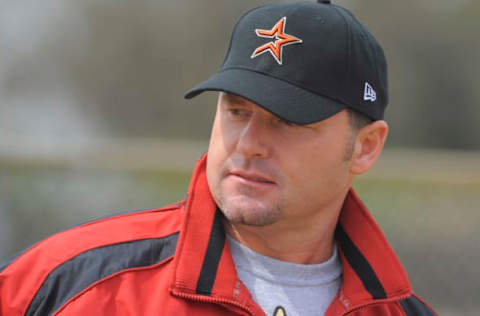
[26, 233, 179, 316]
[336, 225, 387, 299]
[196, 209, 226, 295]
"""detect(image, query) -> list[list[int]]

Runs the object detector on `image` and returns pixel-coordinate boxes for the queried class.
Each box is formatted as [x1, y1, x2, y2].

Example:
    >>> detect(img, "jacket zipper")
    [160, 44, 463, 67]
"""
[172, 290, 258, 316]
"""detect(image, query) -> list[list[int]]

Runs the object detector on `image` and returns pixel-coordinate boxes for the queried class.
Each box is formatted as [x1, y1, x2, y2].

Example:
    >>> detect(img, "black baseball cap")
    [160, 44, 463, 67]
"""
[185, 0, 388, 124]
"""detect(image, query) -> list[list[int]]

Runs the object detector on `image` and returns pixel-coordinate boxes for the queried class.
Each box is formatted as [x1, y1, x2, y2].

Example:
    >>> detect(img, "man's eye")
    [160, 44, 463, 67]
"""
[229, 109, 242, 115]
[228, 108, 249, 116]
[226, 108, 251, 120]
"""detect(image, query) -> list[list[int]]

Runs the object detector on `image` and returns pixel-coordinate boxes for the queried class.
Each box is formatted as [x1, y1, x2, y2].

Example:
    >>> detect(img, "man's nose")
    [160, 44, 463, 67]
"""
[235, 113, 270, 159]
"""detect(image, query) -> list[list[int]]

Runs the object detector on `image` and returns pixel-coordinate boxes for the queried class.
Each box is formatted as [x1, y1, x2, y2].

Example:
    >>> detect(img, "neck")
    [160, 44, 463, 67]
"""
[223, 192, 346, 264]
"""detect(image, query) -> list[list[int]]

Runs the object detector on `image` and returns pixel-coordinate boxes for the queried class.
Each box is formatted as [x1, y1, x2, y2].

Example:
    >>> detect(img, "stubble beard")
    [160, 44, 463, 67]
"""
[215, 186, 284, 227]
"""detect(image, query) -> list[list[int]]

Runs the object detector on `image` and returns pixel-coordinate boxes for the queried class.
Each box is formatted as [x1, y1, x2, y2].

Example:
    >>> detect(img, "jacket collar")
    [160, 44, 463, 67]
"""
[171, 155, 412, 313]
[327, 189, 412, 314]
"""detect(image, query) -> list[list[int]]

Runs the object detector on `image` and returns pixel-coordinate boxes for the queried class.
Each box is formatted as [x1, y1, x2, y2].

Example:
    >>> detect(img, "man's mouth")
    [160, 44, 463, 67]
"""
[228, 170, 276, 185]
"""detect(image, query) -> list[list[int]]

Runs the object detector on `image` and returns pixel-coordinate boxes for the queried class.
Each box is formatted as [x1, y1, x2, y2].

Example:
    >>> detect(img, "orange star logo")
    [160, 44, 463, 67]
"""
[251, 17, 302, 65]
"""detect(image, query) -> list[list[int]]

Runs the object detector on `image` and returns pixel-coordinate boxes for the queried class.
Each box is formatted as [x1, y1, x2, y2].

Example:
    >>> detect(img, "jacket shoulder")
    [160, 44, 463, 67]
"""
[346, 294, 437, 316]
[398, 294, 437, 316]
[0, 201, 184, 315]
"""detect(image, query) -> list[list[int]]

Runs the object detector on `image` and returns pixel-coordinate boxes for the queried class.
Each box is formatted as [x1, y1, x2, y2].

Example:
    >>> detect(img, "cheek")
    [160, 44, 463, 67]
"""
[283, 142, 350, 193]
[206, 117, 235, 193]
[282, 159, 349, 214]
[207, 129, 223, 179]
[208, 113, 238, 157]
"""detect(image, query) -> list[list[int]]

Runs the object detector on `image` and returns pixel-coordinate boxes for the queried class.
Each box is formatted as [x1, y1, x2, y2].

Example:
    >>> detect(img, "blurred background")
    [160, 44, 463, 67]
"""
[0, 0, 478, 314]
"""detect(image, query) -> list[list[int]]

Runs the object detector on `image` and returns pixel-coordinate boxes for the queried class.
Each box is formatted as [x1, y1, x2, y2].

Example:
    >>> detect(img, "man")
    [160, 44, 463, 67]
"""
[0, 1, 437, 315]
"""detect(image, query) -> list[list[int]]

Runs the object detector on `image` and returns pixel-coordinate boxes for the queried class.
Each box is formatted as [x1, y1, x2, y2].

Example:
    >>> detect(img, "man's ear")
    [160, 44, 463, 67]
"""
[350, 120, 388, 175]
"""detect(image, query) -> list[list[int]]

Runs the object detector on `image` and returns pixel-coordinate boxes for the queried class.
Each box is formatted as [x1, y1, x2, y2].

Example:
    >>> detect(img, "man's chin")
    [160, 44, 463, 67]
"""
[218, 197, 282, 227]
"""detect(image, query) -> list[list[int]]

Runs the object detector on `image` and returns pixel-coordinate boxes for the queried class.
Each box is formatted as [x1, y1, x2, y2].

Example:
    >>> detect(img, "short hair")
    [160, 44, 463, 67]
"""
[347, 108, 373, 132]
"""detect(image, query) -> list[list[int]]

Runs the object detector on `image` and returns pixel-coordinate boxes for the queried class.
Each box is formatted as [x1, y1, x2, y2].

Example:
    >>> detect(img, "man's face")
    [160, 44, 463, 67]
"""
[206, 92, 354, 227]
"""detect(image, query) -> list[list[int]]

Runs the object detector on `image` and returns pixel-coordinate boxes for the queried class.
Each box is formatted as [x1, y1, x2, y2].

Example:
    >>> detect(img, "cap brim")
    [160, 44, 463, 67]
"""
[184, 68, 346, 125]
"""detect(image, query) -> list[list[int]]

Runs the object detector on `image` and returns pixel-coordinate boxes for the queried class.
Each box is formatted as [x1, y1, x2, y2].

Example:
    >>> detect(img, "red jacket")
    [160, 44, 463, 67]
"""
[0, 155, 437, 315]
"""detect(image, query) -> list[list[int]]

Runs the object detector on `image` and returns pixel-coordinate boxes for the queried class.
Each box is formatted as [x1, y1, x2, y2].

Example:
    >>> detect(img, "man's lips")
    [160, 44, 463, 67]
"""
[228, 170, 276, 185]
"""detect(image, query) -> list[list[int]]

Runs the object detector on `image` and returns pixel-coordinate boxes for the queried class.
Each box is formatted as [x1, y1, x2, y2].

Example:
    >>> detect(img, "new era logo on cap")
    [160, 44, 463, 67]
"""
[364, 82, 376, 102]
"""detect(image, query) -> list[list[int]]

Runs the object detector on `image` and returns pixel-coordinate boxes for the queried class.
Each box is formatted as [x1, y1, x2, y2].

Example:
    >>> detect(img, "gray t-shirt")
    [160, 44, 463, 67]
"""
[227, 235, 342, 316]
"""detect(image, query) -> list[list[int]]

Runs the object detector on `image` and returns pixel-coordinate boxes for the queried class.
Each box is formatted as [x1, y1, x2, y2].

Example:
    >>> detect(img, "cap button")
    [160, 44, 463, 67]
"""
[317, 0, 331, 3]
